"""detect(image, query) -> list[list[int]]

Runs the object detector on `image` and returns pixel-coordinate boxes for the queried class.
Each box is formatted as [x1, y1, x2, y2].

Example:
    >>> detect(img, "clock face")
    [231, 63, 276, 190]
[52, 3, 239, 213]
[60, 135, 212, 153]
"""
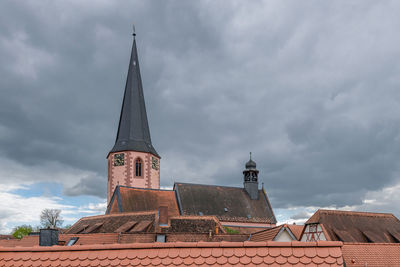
[114, 153, 125, 166]
[152, 157, 159, 170]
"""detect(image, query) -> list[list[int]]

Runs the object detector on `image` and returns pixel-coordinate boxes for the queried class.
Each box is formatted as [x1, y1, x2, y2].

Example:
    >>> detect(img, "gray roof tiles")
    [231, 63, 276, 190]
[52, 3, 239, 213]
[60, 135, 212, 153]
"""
[110, 36, 159, 157]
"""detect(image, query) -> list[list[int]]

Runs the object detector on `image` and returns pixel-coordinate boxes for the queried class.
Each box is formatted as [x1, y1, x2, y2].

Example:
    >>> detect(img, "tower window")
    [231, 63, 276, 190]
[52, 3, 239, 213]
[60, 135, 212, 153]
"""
[135, 158, 142, 177]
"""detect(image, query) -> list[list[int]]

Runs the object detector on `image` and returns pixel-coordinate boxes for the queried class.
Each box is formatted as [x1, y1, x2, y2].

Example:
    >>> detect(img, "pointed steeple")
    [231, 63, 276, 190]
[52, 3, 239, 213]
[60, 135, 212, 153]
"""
[110, 29, 159, 157]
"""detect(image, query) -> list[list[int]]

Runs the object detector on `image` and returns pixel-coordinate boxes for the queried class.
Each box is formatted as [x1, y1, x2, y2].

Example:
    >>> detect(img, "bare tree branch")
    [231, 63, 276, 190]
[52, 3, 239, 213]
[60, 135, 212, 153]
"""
[40, 209, 63, 229]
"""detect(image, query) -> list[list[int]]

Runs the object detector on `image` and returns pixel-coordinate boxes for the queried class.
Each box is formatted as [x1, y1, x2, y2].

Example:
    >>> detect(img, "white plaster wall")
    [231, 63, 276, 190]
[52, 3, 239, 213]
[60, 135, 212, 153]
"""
[275, 230, 293, 242]
[300, 224, 327, 241]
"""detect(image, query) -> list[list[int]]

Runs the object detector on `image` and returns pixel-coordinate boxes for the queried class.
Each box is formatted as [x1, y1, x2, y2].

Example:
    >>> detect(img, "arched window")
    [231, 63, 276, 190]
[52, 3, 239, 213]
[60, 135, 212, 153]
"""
[135, 158, 142, 177]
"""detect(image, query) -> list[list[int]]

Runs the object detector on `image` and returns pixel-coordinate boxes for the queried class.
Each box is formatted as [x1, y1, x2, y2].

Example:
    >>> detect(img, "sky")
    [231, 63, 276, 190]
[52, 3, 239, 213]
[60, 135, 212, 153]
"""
[1, 0, 400, 233]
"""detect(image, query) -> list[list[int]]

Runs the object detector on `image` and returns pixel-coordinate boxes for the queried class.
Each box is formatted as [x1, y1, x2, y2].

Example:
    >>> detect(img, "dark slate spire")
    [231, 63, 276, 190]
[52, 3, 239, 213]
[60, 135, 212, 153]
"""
[110, 29, 159, 157]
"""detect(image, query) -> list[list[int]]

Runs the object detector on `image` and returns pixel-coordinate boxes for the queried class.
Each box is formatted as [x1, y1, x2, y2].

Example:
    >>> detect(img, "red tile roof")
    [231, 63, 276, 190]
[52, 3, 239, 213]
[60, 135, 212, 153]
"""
[66, 211, 157, 234]
[287, 225, 304, 240]
[0, 236, 39, 247]
[250, 224, 304, 242]
[0, 241, 344, 266]
[0, 235, 14, 240]
[107, 186, 180, 216]
[250, 226, 282, 241]
[306, 209, 400, 243]
[342, 243, 400, 266]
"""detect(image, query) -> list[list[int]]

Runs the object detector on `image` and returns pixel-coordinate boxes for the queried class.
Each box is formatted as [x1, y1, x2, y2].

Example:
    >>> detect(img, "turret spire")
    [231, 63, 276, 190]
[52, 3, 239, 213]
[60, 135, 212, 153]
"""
[109, 31, 159, 157]
[243, 153, 259, 200]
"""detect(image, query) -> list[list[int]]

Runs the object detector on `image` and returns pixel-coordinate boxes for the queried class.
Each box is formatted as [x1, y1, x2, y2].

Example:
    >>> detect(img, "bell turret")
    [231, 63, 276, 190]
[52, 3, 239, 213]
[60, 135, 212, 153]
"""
[243, 152, 259, 200]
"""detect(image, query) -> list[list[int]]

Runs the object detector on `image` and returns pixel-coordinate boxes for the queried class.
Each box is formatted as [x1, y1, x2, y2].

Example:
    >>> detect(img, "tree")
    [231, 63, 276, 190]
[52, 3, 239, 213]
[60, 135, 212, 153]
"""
[12, 225, 33, 239]
[40, 209, 64, 229]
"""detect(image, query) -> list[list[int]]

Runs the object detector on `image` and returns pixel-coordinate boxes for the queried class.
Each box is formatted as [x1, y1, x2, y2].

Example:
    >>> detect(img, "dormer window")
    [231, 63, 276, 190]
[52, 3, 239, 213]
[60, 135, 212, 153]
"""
[135, 158, 142, 177]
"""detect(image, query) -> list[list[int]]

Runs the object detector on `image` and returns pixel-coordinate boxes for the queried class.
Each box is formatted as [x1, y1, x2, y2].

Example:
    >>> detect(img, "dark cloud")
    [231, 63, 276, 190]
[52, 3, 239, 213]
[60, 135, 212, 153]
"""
[290, 211, 312, 221]
[1, 0, 400, 217]
[63, 174, 106, 198]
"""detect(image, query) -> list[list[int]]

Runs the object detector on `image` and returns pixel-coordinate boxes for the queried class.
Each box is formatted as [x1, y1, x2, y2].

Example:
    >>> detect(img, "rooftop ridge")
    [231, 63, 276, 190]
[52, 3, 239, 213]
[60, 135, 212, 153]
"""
[343, 242, 400, 246]
[251, 225, 282, 235]
[0, 241, 343, 252]
[78, 210, 158, 221]
[317, 209, 396, 218]
[174, 182, 258, 190]
[118, 185, 173, 192]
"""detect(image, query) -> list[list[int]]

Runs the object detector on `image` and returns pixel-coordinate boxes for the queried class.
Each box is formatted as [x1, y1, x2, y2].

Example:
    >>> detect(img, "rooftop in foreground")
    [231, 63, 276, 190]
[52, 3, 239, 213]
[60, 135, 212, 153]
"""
[0, 241, 344, 267]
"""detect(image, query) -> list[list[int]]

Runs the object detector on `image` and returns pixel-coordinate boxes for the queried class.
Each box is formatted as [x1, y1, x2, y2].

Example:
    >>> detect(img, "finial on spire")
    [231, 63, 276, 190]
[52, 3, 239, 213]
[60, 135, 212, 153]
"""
[250, 152, 252, 160]
[132, 23, 136, 37]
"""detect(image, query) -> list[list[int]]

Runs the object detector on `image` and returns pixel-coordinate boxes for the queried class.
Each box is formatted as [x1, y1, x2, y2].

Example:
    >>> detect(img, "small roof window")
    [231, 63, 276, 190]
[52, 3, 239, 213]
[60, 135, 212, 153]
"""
[224, 208, 228, 212]
[66, 237, 79, 246]
[156, 234, 166, 243]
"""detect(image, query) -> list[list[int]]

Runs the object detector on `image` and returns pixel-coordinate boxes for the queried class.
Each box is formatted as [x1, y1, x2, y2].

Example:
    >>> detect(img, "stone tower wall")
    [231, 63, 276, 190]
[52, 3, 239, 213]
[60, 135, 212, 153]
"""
[107, 151, 160, 203]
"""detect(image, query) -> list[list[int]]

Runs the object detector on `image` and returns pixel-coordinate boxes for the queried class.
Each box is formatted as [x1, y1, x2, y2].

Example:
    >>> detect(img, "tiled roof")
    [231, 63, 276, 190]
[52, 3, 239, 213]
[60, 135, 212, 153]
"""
[174, 183, 276, 223]
[0, 235, 14, 240]
[251, 226, 282, 241]
[107, 186, 180, 216]
[0, 236, 39, 247]
[0, 241, 344, 266]
[287, 225, 304, 240]
[66, 211, 157, 234]
[250, 224, 303, 242]
[305, 209, 400, 243]
[165, 216, 227, 234]
[342, 243, 400, 266]
[0, 232, 249, 247]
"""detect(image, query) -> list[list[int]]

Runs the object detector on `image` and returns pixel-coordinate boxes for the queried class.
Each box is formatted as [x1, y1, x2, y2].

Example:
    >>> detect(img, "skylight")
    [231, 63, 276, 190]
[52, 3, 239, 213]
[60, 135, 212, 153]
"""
[66, 237, 79, 246]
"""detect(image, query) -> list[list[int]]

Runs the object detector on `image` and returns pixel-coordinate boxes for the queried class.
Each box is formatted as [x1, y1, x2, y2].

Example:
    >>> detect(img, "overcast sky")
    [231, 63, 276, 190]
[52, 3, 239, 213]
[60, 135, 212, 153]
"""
[1, 0, 400, 233]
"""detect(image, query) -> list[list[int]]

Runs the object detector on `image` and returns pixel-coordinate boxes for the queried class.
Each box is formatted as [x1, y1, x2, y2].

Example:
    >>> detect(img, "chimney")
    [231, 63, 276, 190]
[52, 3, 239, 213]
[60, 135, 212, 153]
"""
[159, 206, 168, 226]
[39, 229, 59, 246]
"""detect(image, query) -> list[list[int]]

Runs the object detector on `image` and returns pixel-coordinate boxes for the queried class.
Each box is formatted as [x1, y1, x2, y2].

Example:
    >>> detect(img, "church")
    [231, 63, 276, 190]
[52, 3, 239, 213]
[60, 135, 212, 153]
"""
[3, 29, 400, 267]
[105, 30, 276, 232]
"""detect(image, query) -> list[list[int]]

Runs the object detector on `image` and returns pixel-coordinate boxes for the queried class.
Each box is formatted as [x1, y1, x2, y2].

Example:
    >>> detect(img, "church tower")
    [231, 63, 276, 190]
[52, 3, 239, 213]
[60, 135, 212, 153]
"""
[107, 30, 160, 204]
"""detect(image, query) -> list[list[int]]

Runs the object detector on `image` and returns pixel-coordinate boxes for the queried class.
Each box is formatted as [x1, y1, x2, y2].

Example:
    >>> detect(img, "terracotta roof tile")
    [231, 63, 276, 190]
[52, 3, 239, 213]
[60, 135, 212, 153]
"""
[222, 247, 234, 257]
[211, 247, 223, 257]
[287, 255, 299, 264]
[183, 256, 194, 265]
[108, 187, 180, 217]
[342, 243, 400, 266]
[263, 254, 275, 264]
[299, 255, 312, 264]
[269, 247, 281, 257]
[280, 247, 291, 257]
[66, 212, 157, 235]
[130, 220, 153, 233]
[306, 209, 400, 243]
[0, 241, 343, 266]
[115, 221, 137, 233]
[287, 225, 304, 240]
[256, 246, 269, 257]
[228, 255, 239, 264]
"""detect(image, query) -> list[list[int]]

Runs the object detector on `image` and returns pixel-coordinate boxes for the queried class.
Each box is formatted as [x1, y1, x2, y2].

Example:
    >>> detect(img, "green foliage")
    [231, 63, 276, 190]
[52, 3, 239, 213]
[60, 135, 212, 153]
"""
[224, 226, 240, 234]
[12, 225, 33, 239]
